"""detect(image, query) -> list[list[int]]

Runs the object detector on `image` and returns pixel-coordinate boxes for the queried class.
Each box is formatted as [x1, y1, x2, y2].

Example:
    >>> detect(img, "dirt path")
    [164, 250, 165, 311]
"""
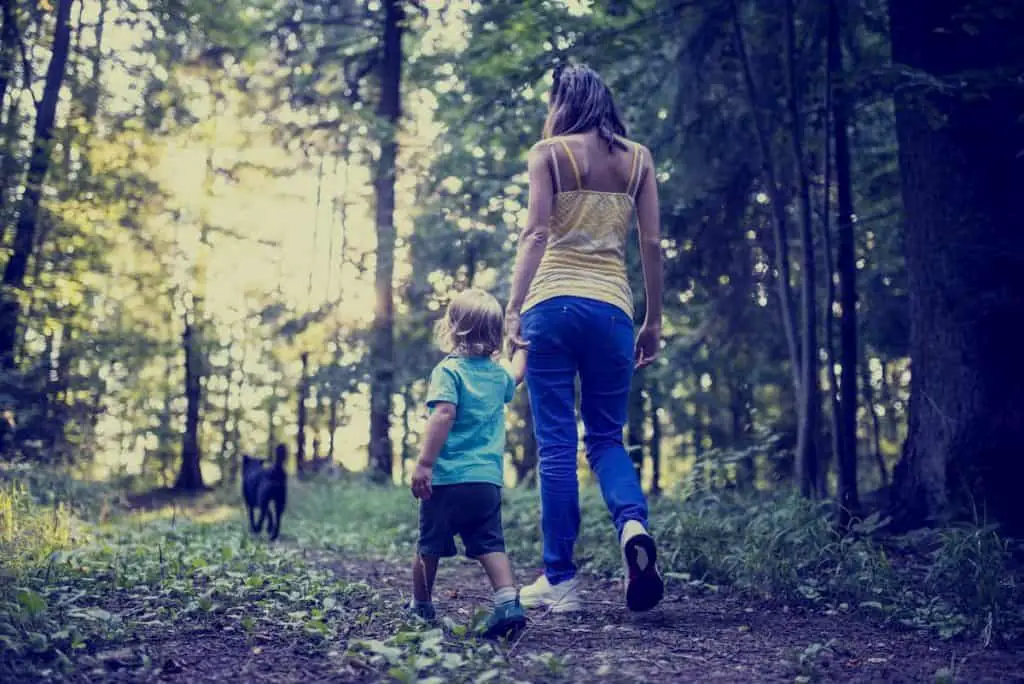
[326, 557, 1022, 683]
[113, 553, 1022, 683]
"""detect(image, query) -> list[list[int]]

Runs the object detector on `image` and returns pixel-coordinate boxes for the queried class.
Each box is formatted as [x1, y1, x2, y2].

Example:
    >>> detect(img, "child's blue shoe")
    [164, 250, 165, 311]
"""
[481, 599, 526, 640]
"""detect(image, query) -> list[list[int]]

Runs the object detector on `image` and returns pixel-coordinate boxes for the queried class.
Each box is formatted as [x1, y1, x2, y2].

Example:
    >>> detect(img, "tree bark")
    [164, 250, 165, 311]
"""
[368, 0, 403, 482]
[785, 0, 821, 498]
[0, 0, 18, 117]
[176, 313, 204, 490]
[626, 373, 645, 484]
[297, 351, 309, 474]
[649, 383, 662, 496]
[890, 0, 1024, 536]
[829, 0, 860, 522]
[0, 0, 75, 368]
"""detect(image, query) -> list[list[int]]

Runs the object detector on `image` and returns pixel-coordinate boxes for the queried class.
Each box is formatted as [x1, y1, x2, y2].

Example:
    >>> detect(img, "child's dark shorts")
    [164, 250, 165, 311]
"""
[418, 483, 505, 559]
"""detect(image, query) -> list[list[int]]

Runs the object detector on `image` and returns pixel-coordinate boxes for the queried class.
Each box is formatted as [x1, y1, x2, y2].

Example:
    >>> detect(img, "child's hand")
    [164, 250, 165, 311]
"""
[411, 462, 434, 500]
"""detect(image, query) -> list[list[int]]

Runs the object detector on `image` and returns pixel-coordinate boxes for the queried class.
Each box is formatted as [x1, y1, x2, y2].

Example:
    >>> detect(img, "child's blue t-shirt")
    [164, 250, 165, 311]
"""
[426, 355, 516, 487]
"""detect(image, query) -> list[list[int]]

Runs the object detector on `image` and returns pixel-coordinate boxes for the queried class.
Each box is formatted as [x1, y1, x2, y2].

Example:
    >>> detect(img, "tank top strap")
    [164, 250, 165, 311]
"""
[557, 139, 583, 190]
[626, 142, 642, 198]
[548, 144, 562, 194]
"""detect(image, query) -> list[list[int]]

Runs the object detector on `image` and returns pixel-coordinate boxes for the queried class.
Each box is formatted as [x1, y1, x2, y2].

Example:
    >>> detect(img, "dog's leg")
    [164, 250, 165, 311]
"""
[247, 504, 259, 533]
[255, 500, 267, 533]
[268, 499, 282, 541]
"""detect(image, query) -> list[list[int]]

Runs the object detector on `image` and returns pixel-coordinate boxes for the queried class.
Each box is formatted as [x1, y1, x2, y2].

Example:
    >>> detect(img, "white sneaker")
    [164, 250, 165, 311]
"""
[519, 574, 582, 613]
[620, 520, 664, 612]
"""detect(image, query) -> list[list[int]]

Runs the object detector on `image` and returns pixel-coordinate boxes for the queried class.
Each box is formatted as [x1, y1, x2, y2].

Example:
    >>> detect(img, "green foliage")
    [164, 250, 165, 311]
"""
[0, 475, 371, 681]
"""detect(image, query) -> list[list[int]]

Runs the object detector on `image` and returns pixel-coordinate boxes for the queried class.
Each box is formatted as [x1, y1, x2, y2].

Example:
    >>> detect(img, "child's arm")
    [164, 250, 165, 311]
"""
[411, 402, 456, 500]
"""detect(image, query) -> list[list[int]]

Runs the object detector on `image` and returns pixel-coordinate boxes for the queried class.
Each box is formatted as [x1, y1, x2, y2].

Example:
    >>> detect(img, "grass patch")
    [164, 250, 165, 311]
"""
[0, 476, 372, 681]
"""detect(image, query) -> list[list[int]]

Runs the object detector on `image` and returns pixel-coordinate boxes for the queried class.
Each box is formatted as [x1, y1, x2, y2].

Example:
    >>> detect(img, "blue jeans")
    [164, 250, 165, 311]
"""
[521, 296, 649, 585]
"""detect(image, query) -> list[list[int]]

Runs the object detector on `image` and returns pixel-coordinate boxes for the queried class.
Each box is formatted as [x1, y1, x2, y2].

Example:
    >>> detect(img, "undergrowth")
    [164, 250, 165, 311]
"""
[295, 477, 1022, 645]
[2, 468, 1021, 681]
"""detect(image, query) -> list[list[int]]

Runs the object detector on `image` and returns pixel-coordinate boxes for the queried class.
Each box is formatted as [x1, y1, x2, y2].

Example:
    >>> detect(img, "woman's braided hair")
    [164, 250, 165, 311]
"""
[543, 62, 628, 152]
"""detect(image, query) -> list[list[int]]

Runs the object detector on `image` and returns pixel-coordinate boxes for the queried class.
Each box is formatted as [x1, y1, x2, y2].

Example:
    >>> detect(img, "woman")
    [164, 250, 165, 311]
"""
[505, 63, 664, 613]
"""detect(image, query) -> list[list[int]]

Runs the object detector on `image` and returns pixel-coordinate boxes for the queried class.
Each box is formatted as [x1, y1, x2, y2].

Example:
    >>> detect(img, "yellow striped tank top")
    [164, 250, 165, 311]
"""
[521, 137, 645, 319]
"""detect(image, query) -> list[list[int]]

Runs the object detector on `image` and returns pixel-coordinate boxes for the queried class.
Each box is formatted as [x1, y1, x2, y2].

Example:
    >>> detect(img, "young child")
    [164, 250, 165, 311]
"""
[408, 288, 528, 640]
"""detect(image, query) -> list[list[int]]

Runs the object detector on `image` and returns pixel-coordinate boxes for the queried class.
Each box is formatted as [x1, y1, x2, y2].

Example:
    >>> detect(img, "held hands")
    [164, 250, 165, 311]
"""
[411, 462, 434, 500]
[504, 307, 527, 360]
[634, 322, 660, 369]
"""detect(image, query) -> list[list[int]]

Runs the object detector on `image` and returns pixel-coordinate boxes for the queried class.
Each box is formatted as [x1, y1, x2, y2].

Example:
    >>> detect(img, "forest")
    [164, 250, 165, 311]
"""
[1, 0, 1022, 681]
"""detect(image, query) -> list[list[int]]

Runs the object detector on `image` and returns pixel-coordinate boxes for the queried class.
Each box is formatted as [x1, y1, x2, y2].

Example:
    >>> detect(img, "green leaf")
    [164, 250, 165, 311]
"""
[16, 589, 47, 617]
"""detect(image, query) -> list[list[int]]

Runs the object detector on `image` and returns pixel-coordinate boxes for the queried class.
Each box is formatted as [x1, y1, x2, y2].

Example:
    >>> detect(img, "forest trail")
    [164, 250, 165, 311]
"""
[128, 553, 1022, 683]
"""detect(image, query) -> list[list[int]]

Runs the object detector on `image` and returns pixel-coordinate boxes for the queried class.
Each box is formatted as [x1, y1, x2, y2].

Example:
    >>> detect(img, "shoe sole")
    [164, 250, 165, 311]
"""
[482, 614, 527, 640]
[624, 533, 664, 612]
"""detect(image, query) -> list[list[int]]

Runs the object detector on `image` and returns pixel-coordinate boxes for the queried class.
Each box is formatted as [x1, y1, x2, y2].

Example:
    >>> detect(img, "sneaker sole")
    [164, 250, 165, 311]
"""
[624, 533, 664, 612]
[482, 614, 527, 640]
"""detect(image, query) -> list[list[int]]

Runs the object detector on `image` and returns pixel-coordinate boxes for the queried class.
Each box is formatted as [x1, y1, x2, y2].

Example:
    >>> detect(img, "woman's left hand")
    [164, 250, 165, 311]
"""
[504, 308, 527, 359]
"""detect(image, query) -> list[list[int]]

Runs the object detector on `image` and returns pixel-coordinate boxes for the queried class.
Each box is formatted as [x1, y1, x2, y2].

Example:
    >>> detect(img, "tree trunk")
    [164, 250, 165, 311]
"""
[861, 356, 887, 487]
[297, 351, 309, 474]
[785, 0, 821, 498]
[730, 1, 801, 396]
[626, 373, 645, 484]
[175, 131, 216, 491]
[889, 0, 1024, 536]
[829, 0, 860, 522]
[729, 378, 754, 489]
[217, 339, 234, 483]
[176, 313, 204, 490]
[0, 0, 75, 368]
[0, 0, 18, 116]
[649, 383, 662, 496]
[514, 387, 538, 486]
[368, 0, 403, 482]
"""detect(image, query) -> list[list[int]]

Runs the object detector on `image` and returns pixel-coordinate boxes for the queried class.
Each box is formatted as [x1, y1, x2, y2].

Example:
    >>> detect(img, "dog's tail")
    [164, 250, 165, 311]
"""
[273, 443, 287, 472]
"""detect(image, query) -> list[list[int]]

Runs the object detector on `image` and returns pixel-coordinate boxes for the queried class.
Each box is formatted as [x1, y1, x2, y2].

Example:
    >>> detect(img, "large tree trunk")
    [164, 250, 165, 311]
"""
[0, 0, 74, 368]
[785, 0, 821, 498]
[829, 0, 860, 522]
[368, 0, 403, 482]
[889, 0, 1024, 536]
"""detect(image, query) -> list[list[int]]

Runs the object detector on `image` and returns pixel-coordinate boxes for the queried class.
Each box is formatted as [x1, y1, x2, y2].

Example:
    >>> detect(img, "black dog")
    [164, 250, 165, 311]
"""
[242, 444, 288, 540]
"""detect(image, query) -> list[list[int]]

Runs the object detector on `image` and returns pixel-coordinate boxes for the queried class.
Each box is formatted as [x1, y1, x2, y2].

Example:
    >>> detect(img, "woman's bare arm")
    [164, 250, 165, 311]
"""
[635, 147, 663, 331]
[507, 144, 555, 315]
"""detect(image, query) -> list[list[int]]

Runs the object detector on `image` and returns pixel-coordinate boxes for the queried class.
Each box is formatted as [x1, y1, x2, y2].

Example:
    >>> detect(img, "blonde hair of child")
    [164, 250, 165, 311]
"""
[434, 288, 504, 358]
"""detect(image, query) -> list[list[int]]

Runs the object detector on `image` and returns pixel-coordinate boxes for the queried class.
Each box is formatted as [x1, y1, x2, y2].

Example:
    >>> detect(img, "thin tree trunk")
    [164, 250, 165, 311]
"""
[889, 0, 1024, 535]
[217, 339, 234, 483]
[861, 356, 887, 487]
[821, 26, 844, 496]
[176, 312, 204, 490]
[514, 387, 538, 486]
[730, 0, 802, 402]
[830, 0, 860, 521]
[0, 0, 18, 116]
[649, 383, 662, 496]
[0, 0, 75, 368]
[297, 351, 309, 474]
[784, 0, 821, 498]
[626, 374, 645, 484]
[368, 0, 403, 482]
[400, 383, 413, 482]
[175, 128, 217, 490]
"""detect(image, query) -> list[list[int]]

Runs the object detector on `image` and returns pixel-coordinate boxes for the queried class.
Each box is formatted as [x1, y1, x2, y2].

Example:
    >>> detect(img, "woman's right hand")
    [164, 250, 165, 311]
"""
[504, 307, 527, 359]
[634, 323, 660, 369]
